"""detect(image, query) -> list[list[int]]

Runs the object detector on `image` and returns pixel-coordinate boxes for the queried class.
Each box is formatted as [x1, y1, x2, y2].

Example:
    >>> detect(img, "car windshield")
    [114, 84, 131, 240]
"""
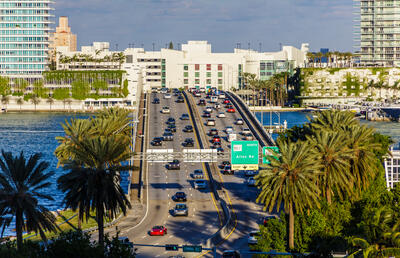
[249, 232, 260, 237]
[176, 204, 186, 209]
[176, 192, 185, 196]
[153, 226, 163, 230]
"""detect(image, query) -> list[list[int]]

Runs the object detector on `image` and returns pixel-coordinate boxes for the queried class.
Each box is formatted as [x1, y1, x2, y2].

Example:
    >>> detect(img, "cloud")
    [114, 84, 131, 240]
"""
[53, 0, 354, 52]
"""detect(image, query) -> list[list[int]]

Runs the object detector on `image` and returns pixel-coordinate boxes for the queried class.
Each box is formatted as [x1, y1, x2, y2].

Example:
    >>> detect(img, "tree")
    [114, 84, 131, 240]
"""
[30, 96, 41, 111]
[33, 79, 48, 98]
[168, 41, 174, 49]
[0, 151, 57, 251]
[0, 76, 10, 96]
[16, 97, 23, 111]
[46, 97, 54, 110]
[53, 88, 70, 101]
[1, 95, 9, 108]
[57, 136, 132, 246]
[13, 79, 29, 96]
[310, 110, 358, 132]
[71, 80, 90, 100]
[307, 131, 353, 204]
[256, 139, 322, 249]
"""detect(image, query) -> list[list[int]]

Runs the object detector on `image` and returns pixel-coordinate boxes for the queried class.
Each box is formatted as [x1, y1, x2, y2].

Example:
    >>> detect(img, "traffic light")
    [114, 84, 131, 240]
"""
[165, 244, 179, 251]
[182, 245, 202, 252]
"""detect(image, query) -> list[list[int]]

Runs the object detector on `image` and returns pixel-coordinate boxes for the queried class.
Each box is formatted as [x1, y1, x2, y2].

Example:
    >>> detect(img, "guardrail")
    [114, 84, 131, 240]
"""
[183, 91, 236, 249]
[226, 91, 275, 146]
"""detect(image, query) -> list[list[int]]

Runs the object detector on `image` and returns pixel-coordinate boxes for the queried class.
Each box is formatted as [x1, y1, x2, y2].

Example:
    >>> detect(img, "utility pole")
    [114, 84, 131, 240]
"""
[152, 43, 155, 51]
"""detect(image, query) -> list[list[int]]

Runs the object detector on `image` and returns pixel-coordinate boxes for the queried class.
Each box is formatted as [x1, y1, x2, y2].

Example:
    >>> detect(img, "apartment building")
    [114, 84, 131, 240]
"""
[384, 146, 400, 188]
[355, 0, 400, 66]
[0, 0, 53, 79]
[49, 16, 77, 53]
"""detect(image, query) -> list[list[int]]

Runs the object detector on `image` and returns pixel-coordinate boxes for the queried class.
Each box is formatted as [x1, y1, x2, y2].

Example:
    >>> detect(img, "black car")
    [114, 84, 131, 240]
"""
[219, 161, 231, 169]
[167, 124, 176, 132]
[217, 147, 224, 155]
[164, 128, 173, 134]
[221, 165, 234, 175]
[167, 160, 180, 170]
[183, 125, 193, 133]
[151, 137, 163, 146]
[163, 132, 173, 141]
[153, 98, 160, 104]
[209, 128, 218, 136]
[166, 117, 175, 125]
[182, 138, 194, 147]
[176, 96, 184, 103]
[180, 114, 190, 120]
[203, 112, 211, 118]
[173, 192, 187, 202]
[225, 104, 233, 109]
[198, 99, 206, 106]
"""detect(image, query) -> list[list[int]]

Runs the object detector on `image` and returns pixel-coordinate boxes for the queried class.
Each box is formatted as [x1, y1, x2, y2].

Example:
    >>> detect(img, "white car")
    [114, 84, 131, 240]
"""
[247, 177, 256, 186]
[206, 119, 216, 126]
[164, 94, 172, 99]
[217, 112, 226, 118]
[194, 92, 201, 97]
[206, 107, 213, 113]
[194, 179, 207, 189]
[236, 118, 244, 125]
[218, 94, 226, 99]
[248, 231, 260, 245]
[161, 107, 170, 114]
[242, 128, 251, 135]
[226, 126, 234, 134]
[244, 133, 253, 141]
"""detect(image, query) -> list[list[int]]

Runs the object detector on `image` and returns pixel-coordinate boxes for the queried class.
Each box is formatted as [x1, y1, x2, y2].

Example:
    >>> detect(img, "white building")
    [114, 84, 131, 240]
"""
[384, 146, 400, 188]
[55, 40, 309, 97]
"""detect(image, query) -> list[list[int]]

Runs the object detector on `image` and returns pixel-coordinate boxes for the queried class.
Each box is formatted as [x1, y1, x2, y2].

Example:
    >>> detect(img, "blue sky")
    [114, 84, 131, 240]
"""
[54, 0, 354, 53]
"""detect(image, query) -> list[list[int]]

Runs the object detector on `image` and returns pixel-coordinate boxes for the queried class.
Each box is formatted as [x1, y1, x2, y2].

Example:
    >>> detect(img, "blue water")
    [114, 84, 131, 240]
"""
[0, 112, 131, 236]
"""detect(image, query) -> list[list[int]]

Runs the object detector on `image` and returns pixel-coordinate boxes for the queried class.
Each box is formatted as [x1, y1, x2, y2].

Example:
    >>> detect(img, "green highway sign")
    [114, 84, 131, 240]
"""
[231, 141, 259, 170]
[182, 245, 202, 252]
[262, 146, 280, 164]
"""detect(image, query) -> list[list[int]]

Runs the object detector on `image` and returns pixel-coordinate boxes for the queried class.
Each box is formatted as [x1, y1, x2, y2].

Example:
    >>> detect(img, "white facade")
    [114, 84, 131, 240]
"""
[384, 147, 400, 188]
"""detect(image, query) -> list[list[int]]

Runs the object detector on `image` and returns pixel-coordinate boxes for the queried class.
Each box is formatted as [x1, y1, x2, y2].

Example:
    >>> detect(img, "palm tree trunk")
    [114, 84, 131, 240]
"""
[289, 203, 295, 250]
[97, 207, 104, 246]
[16, 209, 23, 251]
[327, 186, 332, 204]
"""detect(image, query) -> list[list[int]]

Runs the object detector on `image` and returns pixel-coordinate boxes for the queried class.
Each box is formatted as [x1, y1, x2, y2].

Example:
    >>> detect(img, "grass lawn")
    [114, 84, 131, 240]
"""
[23, 209, 112, 241]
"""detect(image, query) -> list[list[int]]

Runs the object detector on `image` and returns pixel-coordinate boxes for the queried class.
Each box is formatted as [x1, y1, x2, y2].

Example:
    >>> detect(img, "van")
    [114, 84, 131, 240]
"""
[211, 96, 218, 103]
[160, 88, 168, 94]
[206, 119, 216, 126]
[218, 93, 226, 99]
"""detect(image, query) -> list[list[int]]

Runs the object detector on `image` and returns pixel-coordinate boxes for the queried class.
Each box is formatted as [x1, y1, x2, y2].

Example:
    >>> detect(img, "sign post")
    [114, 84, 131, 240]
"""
[231, 141, 259, 170]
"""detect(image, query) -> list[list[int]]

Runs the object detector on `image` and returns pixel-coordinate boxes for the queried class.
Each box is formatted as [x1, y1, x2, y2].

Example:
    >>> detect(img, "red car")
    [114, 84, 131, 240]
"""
[227, 108, 235, 113]
[150, 226, 167, 236]
[212, 136, 221, 143]
[223, 99, 230, 104]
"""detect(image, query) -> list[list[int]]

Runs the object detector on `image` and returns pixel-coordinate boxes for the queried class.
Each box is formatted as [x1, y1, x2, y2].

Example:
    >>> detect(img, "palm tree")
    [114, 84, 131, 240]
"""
[31, 96, 40, 111]
[255, 139, 322, 249]
[310, 110, 358, 132]
[46, 97, 54, 110]
[57, 136, 132, 246]
[0, 151, 57, 250]
[349, 237, 400, 258]
[1, 95, 9, 109]
[307, 131, 353, 204]
[16, 97, 23, 112]
[306, 52, 315, 67]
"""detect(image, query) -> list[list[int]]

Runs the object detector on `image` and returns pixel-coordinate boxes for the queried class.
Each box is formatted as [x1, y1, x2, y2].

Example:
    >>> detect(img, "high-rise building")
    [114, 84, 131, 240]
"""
[355, 0, 400, 66]
[0, 0, 53, 78]
[49, 16, 77, 53]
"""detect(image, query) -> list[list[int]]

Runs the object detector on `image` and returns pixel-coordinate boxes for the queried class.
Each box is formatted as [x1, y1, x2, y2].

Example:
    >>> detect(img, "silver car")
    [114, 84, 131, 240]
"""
[248, 231, 260, 245]
[173, 203, 188, 216]
[194, 179, 207, 189]
[161, 107, 170, 114]
[193, 169, 204, 179]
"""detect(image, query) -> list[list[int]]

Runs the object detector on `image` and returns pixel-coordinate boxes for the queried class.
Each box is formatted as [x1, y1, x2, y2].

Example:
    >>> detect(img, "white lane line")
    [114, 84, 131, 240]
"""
[156, 255, 161, 257]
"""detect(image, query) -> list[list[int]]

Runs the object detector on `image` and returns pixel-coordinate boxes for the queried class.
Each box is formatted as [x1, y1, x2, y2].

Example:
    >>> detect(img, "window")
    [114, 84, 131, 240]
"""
[218, 64, 223, 70]
[195, 72, 200, 77]
[184, 79, 188, 84]
[184, 72, 188, 77]
[184, 64, 188, 71]
[206, 72, 211, 77]
[218, 79, 223, 84]
[195, 64, 200, 70]
[195, 79, 200, 84]
[206, 64, 211, 70]
[206, 79, 211, 84]
[218, 72, 223, 77]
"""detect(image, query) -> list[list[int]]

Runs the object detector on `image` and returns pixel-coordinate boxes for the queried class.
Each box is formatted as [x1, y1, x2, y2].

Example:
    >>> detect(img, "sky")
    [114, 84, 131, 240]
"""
[54, 0, 354, 53]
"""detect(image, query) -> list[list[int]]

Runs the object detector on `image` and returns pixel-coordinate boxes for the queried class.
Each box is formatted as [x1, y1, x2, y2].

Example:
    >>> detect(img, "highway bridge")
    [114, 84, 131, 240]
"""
[104, 90, 276, 257]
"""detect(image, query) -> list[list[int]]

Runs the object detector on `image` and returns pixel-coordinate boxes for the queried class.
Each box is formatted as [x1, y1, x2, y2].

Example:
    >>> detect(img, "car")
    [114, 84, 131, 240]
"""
[164, 93, 172, 99]
[227, 108, 235, 113]
[182, 138, 194, 147]
[214, 103, 221, 109]
[198, 99, 206, 105]
[206, 119, 216, 126]
[117, 236, 134, 248]
[248, 231, 260, 245]
[217, 112, 226, 118]
[247, 177, 256, 186]
[161, 106, 170, 114]
[173, 192, 187, 202]
[150, 226, 167, 236]
[183, 125, 193, 133]
[205, 94, 211, 99]
[213, 142, 222, 148]
[225, 126, 234, 134]
[263, 215, 276, 226]
[220, 161, 231, 168]
[153, 98, 160, 104]
[209, 128, 218, 136]
[167, 160, 180, 170]
[242, 128, 251, 135]
[166, 117, 176, 124]
[223, 99, 230, 104]
[194, 179, 207, 189]
[163, 132, 174, 141]
[176, 96, 184, 103]
[212, 135, 221, 143]
[244, 133, 253, 141]
[202, 112, 211, 118]
[180, 114, 190, 120]
[225, 104, 233, 109]
[211, 96, 218, 103]
[222, 250, 241, 258]
[217, 147, 224, 155]
[221, 165, 234, 175]
[218, 93, 226, 99]
[151, 137, 163, 146]
[151, 87, 159, 93]
[167, 124, 176, 132]
[245, 170, 258, 177]
[205, 106, 213, 113]
[199, 88, 206, 93]
[173, 203, 188, 216]
[160, 88, 168, 94]
[236, 118, 244, 125]
[194, 91, 201, 97]
[193, 169, 204, 179]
